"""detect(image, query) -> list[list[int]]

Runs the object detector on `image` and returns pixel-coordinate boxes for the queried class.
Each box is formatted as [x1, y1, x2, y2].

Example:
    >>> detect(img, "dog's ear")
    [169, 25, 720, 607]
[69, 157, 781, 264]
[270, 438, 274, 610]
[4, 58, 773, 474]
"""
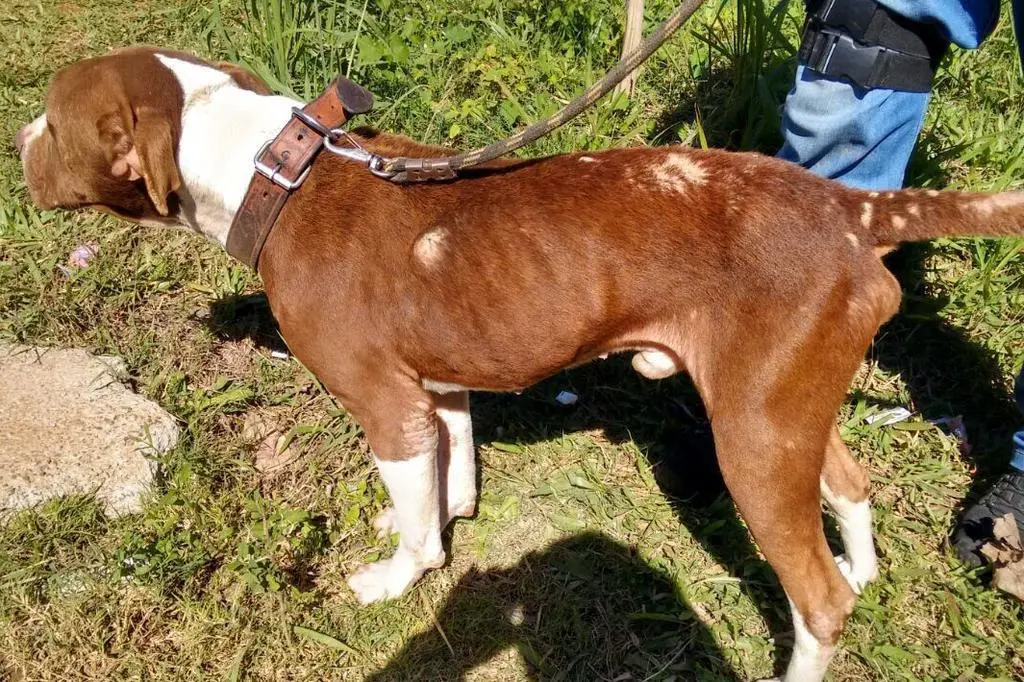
[100, 106, 181, 216]
[214, 61, 272, 95]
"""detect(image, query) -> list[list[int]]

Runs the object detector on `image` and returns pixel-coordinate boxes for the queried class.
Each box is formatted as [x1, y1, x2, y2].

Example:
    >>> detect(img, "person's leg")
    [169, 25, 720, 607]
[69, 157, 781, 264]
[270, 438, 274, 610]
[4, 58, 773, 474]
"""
[777, 65, 930, 191]
[954, 366, 1024, 565]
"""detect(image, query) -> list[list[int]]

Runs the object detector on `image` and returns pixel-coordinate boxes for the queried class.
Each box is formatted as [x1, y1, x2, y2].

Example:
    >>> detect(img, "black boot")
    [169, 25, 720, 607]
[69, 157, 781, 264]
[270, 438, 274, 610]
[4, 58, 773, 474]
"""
[953, 469, 1024, 566]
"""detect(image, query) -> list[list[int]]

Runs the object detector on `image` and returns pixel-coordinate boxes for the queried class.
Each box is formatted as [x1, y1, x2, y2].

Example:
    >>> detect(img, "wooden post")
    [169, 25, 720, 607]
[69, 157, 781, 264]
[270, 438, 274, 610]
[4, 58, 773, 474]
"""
[614, 0, 645, 98]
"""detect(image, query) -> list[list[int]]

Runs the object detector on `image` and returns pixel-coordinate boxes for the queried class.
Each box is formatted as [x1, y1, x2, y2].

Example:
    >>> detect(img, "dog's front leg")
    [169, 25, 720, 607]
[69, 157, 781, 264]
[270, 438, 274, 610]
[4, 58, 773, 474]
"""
[435, 390, 477, 522]
[348, 393, 446, 604]
[372, 390, 477, 539]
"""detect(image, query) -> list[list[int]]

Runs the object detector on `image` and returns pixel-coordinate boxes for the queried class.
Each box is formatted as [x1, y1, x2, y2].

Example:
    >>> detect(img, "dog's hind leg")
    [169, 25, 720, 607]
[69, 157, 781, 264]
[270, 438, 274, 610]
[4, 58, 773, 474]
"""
[713, 409, 856, 682]
[821, 427, 878, 594]
[701, 293, 877, 680]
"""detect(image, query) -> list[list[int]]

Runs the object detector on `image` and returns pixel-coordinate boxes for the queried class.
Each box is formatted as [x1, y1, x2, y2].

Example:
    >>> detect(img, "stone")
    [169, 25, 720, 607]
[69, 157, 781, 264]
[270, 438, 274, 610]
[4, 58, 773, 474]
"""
[0, 344, 179, 515]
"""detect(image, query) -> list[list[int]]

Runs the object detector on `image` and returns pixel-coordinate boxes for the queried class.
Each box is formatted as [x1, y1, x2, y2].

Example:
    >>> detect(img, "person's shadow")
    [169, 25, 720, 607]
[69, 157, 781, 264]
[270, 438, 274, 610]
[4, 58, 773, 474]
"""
[365, 532, 739, 681]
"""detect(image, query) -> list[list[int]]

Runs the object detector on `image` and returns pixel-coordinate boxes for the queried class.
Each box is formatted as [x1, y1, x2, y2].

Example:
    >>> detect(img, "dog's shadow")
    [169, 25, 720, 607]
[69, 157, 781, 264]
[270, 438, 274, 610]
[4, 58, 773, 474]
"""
[365, 531, 739, 681]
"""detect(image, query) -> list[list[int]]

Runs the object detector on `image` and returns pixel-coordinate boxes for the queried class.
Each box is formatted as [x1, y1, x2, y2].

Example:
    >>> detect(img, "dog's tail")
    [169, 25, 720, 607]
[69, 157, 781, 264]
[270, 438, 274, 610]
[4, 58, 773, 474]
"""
[861, 189, 1024, 246]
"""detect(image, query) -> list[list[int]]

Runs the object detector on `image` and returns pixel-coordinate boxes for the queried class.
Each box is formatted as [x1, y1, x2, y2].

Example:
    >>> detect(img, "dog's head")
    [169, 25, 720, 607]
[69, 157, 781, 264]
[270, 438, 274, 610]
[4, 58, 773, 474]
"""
[14, 46, 269, 224]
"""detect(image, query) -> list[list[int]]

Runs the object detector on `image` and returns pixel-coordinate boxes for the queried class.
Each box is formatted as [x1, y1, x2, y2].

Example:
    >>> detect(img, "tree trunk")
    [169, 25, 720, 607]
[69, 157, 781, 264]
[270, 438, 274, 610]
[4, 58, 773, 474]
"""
[614, 0, 645, 98]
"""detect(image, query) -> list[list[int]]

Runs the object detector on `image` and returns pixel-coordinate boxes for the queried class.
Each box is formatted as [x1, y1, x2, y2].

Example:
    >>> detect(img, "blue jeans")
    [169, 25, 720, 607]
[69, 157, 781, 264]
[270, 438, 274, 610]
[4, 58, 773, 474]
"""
[777, 25, 1024, 474]
[777, 66, 930, 191]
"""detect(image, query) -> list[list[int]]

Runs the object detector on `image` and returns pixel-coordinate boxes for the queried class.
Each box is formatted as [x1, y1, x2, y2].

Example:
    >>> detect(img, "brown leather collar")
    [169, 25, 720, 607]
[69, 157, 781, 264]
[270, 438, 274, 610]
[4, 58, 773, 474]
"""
[226, 78, 373, 269]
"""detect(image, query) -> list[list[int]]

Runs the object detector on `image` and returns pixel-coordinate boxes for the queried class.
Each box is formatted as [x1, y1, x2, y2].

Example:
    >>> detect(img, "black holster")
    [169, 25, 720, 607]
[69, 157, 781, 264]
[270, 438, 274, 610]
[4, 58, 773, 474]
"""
[799, 0, 950, 92]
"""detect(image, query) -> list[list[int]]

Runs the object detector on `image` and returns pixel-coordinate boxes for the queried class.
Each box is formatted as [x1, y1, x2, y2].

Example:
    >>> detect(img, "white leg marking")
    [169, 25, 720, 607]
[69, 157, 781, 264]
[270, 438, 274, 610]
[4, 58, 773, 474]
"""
[372, 507, 398, 539]
[348, 453, 445, 604]
[781, 599, 835, 682]
[821, 481, 878, 594]
[421, 379, 473, 394]
[435, 391, 477, 522]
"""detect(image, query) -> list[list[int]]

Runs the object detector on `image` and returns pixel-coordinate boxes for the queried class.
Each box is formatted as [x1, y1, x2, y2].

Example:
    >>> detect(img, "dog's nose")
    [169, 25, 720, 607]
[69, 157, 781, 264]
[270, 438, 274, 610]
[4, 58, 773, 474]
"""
[13, 125, 29, 155]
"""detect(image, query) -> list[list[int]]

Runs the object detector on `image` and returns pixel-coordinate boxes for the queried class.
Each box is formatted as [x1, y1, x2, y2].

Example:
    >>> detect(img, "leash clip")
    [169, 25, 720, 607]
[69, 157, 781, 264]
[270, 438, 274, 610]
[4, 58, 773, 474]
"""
[322, 129, 397, 179]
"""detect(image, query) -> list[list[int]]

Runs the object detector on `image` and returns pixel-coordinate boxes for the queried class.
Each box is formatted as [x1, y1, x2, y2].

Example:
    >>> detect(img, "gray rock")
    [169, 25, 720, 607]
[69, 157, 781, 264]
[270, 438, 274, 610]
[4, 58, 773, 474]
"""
[0, 344, 179, 515]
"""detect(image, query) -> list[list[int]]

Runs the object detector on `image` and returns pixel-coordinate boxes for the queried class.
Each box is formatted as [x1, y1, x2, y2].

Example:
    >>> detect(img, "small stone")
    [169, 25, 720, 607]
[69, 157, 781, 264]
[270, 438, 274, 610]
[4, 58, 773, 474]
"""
[253, 431, 296, 473]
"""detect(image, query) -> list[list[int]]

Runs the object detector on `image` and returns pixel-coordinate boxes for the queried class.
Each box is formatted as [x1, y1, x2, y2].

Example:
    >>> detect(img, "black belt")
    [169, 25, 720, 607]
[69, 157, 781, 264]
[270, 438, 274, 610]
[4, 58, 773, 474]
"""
[799, 0, 950, 92]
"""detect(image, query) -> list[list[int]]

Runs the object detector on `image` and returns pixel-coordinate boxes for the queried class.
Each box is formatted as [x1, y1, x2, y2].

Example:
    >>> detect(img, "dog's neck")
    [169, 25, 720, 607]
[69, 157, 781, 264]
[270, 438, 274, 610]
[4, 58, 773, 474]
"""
[156, 55, 299, 248]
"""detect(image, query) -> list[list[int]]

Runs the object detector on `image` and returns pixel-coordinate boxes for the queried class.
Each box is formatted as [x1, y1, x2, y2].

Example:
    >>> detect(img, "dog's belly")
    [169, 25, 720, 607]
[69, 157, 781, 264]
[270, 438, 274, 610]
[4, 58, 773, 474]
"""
[419, 346, 679, 396]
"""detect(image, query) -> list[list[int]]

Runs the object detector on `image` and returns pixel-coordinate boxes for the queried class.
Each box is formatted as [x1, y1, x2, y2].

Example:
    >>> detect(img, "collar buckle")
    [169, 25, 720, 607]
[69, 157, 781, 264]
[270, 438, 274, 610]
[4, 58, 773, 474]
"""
[253, 140, 312, 190]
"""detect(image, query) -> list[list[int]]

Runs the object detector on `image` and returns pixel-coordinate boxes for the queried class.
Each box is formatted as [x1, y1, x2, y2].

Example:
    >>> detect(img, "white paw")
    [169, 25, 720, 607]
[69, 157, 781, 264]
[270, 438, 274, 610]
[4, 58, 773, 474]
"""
[448, 499, 476, 521]
[834, 554, 878, 595]
[373, 507, 398, 539]
[347, 554, 423, 605]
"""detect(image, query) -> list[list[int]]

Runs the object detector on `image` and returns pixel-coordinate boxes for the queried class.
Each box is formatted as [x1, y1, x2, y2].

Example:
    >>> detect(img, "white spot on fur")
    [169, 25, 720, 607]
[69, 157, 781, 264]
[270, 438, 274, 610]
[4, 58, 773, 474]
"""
[860, 202, 873, 228]
[972, 192, 1024, 217]
[891, 215, 907, 231]
[652, 152, 707, 194]
[579, 156, 598, 163]
[885, 192, 895, 199]
[868, 192, 879, 198]
[18, 114, 47, 157]
[845, 232, 859, 247]
[414, 228, 447, 266]
[908, 204, 920, 217]
[925, 190, 939, 197]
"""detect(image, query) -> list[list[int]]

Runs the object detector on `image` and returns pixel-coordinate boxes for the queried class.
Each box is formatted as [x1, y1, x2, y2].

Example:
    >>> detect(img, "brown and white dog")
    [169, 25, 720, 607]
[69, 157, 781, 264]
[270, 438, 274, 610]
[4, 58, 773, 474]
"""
[15, 46, 1024, 681]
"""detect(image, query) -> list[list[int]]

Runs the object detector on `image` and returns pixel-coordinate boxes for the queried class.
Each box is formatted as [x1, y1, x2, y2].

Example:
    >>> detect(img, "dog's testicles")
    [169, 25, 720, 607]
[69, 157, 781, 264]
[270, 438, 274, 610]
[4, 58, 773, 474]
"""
[631, 349, 678, 379]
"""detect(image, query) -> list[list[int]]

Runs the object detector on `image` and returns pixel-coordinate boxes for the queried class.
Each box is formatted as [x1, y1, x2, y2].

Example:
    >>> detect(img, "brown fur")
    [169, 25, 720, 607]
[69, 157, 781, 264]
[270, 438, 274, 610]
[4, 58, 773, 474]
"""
[16, 47, 1024, 670]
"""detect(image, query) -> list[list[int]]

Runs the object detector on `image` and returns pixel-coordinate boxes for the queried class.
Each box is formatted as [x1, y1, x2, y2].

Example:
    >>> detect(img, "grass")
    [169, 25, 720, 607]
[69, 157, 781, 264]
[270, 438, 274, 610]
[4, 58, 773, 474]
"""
[1, 0, 1023, 679]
